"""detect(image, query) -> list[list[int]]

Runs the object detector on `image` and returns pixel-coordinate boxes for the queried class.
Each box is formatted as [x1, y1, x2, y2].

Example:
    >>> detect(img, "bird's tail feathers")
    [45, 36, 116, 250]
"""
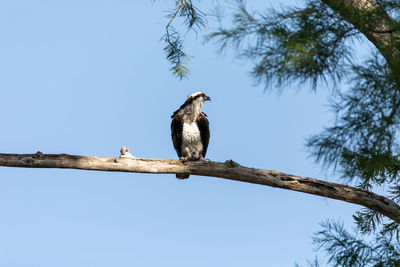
[176, 174, 190, 179]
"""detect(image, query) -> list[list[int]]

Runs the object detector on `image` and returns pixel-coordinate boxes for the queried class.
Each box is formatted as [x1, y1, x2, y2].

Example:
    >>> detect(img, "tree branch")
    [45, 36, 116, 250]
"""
[1, 151, 399, 223]
[321, 0, 400, 85]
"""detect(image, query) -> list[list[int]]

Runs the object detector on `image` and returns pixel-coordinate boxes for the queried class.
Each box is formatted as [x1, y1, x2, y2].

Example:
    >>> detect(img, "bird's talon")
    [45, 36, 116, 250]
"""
[180, 157, 189, 164]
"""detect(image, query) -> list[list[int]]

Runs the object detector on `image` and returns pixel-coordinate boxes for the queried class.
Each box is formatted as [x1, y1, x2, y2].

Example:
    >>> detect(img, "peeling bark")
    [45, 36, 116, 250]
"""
[0, 151, 399, 223]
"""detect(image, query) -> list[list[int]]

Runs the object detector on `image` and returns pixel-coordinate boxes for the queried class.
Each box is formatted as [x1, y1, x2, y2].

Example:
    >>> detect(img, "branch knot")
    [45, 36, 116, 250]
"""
[120, 146, 136, 159]
[224, 159, 240, 168]
[32, 151, 44, 159]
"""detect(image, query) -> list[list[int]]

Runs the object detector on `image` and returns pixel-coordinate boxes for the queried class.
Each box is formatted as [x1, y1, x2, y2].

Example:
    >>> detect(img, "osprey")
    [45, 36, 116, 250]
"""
[171, 92, 211, 179]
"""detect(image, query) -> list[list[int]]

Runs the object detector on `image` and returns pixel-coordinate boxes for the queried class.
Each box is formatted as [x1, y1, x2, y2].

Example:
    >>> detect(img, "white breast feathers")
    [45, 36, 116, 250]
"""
[181, 122, 203, 159]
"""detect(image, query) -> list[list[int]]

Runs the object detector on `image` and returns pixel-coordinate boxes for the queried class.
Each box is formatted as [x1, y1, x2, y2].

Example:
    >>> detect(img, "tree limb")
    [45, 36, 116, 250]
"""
[321, 0, 400, 85]
[0, 151, 399, 223]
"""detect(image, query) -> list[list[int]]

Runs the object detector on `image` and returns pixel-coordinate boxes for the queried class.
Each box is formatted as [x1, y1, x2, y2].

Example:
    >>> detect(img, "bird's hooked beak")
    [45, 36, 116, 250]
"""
[205, 95, 211, 101]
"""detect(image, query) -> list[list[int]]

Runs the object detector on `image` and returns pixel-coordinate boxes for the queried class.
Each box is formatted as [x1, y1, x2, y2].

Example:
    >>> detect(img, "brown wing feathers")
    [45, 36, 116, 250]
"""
[196, 112, 210, 157]
[171, 114, 184, 158]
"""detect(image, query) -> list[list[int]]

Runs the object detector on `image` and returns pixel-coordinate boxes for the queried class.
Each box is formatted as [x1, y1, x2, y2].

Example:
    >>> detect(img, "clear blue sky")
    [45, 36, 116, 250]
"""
[0, 1, 359, 266]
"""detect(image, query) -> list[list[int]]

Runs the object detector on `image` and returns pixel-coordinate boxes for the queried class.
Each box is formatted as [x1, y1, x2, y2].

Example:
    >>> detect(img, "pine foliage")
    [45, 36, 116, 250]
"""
[207, 0, 360, 90]
[157, 0, 206, 79]
[307, 53, 400, 190]
[311, 220, 400, 267]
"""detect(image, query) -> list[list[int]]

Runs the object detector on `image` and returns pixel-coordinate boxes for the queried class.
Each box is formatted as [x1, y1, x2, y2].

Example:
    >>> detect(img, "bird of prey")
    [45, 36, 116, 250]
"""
[171, 92, 211, 179]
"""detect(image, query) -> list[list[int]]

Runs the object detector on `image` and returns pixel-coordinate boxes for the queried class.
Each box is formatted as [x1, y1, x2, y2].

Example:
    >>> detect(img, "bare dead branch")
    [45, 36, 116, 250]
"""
[0, 151, 399, 223]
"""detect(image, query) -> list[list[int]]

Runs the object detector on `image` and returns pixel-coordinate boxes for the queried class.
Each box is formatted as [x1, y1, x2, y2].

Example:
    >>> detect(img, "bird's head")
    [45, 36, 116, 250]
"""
[187, 92, 211, 104]
[172, 92, 211, 118]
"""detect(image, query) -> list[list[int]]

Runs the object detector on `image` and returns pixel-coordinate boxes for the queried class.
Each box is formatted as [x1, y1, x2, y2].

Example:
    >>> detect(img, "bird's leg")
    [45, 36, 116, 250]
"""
[196, 150, 208, 161]
[179, 147, 192, 163]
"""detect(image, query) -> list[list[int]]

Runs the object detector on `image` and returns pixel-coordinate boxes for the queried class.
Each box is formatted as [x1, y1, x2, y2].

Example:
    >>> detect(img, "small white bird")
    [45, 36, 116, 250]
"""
[171, 92, 211, 179]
